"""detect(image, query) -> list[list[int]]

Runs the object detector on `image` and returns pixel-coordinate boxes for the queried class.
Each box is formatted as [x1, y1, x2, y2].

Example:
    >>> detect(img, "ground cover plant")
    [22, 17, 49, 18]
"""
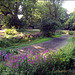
[0, 29, 42, 48]
[0, 34, 74, 75]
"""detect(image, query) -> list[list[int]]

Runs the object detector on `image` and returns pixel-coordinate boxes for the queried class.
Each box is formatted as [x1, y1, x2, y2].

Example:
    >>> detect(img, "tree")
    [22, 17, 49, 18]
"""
[36, 0, 65, 36]
[65, 11, 75, 30]
[21, 0, 37, 27]
[0, 0, 22, 28]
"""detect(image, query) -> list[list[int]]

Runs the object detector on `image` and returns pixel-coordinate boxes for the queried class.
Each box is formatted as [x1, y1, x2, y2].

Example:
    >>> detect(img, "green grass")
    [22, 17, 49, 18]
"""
[17, 29, 40, 33]
[52, 34, 62, 38]
[0, 37, 52, 51]
[59, 36, 75, 60]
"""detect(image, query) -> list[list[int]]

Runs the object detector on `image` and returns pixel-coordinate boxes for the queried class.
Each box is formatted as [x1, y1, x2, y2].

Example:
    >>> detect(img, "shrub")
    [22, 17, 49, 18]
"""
[5, 29, 17, 35]
[69, 31, 75, 35]
[40, 19, 61, 37]
[0, 40, 10, 48]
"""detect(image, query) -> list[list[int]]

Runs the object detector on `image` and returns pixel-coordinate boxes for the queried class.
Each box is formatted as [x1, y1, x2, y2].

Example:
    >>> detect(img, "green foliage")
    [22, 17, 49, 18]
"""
[5, 29, 17, 35]
[0, 0, 67, 29]
[41, 19, 61, 37]
[0, 32, 43, 48]
[56, 30, 69, 35]
[6, 49, 18, 54]
[65, 12, 75, 30]
[0, 39, 10, 48]
[21, 0, 37, 27]
[69, 31, 75, 35]
[0, 0, 23, 29]
[3, 15, 23, 29]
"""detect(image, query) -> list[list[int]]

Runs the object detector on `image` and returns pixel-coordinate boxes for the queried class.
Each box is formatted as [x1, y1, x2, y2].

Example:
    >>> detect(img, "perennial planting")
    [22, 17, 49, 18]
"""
[0, 44, 74, 75]
[0, 32, 42, 48]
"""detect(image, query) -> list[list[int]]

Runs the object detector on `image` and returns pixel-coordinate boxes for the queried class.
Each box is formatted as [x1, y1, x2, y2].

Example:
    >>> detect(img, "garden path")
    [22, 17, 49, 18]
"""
[17, 34, 71, 55]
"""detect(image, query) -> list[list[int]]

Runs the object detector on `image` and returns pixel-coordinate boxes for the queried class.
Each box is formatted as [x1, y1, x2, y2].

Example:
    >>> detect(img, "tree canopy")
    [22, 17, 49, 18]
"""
[0, 0, 70, 31]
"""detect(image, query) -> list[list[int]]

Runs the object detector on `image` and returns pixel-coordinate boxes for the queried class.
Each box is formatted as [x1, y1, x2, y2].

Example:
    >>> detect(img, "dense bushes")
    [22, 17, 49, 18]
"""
[40, 19, 61, 37]
[69, 31, 75, 35]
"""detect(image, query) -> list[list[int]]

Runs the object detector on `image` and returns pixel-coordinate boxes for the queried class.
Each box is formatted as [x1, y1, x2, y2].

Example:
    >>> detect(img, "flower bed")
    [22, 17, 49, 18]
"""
[0, 32, 42, 48]
[0, 43, 74, 75]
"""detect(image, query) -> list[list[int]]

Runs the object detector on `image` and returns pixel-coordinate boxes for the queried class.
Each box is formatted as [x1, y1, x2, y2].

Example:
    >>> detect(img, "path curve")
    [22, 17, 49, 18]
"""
[17, 34, 71, 55]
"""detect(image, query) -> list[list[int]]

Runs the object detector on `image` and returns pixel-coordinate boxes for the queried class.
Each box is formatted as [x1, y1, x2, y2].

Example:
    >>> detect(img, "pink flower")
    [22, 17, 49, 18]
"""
[18, 73, 20, 75]
[52, 67, 54, 70]
[5, 54, 9, 58]
[10, 63, 12, 66]
[19, 36, 22, 39]
[27, 34, 30, 38]
[28, 48, 30, 51]
[25, 70, 27, 72]
[16, 64, 19, 67]
[24, 54, 28, 58]
[37, 63, 39, 66]
[48, 62, 50, 65]
[13, 66, 16, 68]
[42, 70, 44, 73]
[21, 56, 25, 60]
[36, 54, 39, 59]
[0, 51, 1, 56]
[18, 56, 21, 59]
[44, 56, 46, 63]
[13, 55, 17, 59]
[11, 60, 13, 62]
[56, 30, 59, 33]
[14, 59, 18, 63]
[7, 64, 10, 66]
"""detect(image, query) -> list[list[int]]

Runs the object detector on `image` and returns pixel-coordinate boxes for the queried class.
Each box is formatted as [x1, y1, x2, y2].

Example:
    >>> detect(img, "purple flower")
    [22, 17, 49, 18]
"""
[18, 56, 21, 59]
[5, 54, 9, 58]
[44, 56, 46, 63]
[52, 67, 54, 70]
[21, 56, 25, 60]
[48, 62, 50, 65]
[42, 70, 44, 73]
[31, 60, 35, 64]
[25, 70, 27, 72]
[16, 64, 19, 67]
[10, 63, 12, 66]
[37, 63, 39, 66]
[14, 59, 18, 63]
[0, 51, 1, 56]
[27, 34, 30, 38]
[13, 66, 16, 68]
[11, 60, 13, 63]
[19, 36, 22, 39]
